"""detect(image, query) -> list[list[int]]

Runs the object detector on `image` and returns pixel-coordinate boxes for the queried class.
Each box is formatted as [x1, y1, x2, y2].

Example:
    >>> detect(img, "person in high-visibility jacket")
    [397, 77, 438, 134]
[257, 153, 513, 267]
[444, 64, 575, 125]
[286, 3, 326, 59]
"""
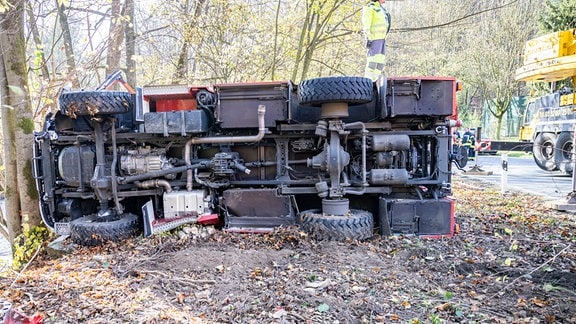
[362, 0, 391, 81]
[461, 128, 475, 158]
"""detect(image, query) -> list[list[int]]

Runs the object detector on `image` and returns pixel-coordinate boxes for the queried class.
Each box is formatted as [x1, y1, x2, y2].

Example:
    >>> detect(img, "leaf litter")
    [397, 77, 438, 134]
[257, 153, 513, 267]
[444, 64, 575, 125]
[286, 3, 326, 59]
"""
[0, 174, 575, 323]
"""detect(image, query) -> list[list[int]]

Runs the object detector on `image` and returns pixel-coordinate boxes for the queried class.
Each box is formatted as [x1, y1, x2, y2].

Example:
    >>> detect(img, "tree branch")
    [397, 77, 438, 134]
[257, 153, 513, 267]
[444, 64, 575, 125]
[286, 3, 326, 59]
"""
[489, 243, 572, 299]
[394, 0, 519, 33]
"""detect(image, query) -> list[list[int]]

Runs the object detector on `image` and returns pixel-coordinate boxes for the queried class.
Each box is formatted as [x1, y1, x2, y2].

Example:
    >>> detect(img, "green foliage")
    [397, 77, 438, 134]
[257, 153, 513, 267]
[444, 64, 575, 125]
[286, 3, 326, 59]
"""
[457, 99, 482, 129]
[429, 314, 443, 324]
[17, 117, 34, 134]
[33, 48, 44, 69]
[23, 160, 39, 200]
[12, 224, 51, 270]
[538, 0, 576, 32]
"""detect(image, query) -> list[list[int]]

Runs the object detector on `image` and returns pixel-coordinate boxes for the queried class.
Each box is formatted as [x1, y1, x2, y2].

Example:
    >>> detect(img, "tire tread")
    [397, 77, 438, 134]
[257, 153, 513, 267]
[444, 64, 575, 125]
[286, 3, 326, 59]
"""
[70, 213, 139, 246]
[298, 76, 373, 106]
[300, 209, 373, 241]
[59, 91, 133, 117]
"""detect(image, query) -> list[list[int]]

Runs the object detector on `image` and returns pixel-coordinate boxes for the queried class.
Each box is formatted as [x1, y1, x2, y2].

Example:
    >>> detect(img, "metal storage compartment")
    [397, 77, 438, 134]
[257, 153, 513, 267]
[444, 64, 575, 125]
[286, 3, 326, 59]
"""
[386, 77, 456, 117]
[216, 82, 289, 128]
[143, 110, 209, 135]
[380, 198, 454, 236]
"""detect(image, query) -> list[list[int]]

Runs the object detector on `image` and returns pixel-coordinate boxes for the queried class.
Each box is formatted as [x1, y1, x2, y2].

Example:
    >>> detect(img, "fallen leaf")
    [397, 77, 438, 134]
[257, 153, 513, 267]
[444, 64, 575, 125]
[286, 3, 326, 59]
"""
[531, 298, 548, 307]
[177, 293, 186, 304]
[436, 302, 451, 311]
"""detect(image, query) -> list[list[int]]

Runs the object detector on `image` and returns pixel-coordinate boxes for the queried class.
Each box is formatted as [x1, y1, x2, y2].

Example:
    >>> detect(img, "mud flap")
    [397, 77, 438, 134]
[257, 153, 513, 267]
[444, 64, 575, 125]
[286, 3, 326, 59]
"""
[380, 198, 455, 237]
[142, 200, 205, 236]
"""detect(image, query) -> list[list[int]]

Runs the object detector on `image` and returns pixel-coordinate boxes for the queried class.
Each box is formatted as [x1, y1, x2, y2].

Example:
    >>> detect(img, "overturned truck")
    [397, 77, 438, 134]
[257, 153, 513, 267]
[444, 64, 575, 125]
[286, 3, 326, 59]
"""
[33, 74, 462, 245]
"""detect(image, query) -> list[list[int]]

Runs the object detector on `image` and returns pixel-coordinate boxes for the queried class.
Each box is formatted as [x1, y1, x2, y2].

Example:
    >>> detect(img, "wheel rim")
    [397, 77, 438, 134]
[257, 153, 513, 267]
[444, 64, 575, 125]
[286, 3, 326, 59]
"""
[533, 133, 558, 171]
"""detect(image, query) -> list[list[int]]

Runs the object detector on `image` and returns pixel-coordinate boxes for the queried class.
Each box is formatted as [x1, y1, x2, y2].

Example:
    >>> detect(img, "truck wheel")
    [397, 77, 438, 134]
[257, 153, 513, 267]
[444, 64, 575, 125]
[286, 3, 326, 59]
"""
[533, 133, 558, 171]
[70, 213, 139, 246]
[59, 91, 133, 118]
[299, 209, 373, 241]
[298, 76, 373, 106]
[554, 132, 573, 175]
[452, 145, 468, 168]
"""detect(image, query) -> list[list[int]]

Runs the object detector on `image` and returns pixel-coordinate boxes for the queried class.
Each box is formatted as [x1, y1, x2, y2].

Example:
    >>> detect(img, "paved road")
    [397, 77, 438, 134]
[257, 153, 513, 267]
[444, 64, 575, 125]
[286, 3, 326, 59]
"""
[458, 154, 575, 201]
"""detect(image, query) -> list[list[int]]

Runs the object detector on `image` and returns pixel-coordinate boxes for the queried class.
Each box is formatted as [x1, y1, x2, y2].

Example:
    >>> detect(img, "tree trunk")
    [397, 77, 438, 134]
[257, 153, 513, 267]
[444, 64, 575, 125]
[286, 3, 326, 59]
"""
[172, 0, 191, 82]
[0, 79, 19, 243]
[271, 0, 281, 80]
[496, 114, 503, 140]
[172, 0, 206, 83]
[291, 6, 311, 81]
[124, 0, 136, 86]
[106, 0, 125, 76]
[299, 10, 318, 81]
[55, 0, 79, 87]
[0, 0, 42, 244]
[292, 0, 346, 81]
[25, 3, 50, 79]
[174, 41, 190, 83]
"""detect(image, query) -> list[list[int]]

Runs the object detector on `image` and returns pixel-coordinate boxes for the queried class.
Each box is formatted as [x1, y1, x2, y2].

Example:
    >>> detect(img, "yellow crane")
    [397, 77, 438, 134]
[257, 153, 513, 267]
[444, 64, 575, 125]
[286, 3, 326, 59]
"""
[516, 29, 576, 174]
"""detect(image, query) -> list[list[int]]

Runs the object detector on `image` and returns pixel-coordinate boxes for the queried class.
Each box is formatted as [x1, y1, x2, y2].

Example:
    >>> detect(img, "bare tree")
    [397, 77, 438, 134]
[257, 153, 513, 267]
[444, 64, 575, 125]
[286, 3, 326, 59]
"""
[172, 0, 206, 83]
[25, 2, 50, 79]
[464, 0, 539, 139]
[291, 0, 360, 81]
[105, 0, 125, 76]
[55, 0, 79, 87]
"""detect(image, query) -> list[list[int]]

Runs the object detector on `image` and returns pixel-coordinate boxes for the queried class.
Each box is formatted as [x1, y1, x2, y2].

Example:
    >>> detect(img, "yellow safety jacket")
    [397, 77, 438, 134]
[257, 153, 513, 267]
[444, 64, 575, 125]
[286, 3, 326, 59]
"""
[362, 2, 391, 41]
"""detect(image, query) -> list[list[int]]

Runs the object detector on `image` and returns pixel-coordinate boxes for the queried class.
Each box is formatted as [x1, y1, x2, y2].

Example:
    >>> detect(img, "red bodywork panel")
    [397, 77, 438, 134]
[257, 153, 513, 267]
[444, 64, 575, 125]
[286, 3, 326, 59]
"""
[144, 86, 212, 112]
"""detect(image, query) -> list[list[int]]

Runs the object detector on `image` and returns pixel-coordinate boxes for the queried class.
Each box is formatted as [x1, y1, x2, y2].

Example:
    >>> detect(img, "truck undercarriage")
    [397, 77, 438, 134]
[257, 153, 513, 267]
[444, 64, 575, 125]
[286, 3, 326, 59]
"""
[33, 74, 461, 245]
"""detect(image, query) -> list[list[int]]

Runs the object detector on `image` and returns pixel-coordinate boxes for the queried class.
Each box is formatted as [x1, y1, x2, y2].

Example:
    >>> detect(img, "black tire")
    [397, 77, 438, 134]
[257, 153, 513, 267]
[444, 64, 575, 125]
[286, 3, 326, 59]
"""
[554, 132, 573, 175]
[452, 145, 468, 168]
[59, 91, 133, 118]
[533, 133, 558, 171]
[70, 213, 139, 246]
[297, 76, 373, 106]
[299, 209, 373, 241]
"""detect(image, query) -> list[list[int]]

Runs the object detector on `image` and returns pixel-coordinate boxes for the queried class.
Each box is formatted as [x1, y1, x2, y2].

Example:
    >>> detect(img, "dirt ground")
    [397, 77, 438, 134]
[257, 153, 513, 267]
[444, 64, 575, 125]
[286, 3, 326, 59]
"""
[1, 175, 575, 323]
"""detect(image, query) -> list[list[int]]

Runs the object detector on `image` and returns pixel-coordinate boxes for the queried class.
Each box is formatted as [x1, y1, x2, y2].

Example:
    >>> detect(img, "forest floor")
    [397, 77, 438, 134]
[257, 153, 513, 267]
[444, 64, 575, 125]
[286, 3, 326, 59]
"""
[1, 175, 575, 323]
